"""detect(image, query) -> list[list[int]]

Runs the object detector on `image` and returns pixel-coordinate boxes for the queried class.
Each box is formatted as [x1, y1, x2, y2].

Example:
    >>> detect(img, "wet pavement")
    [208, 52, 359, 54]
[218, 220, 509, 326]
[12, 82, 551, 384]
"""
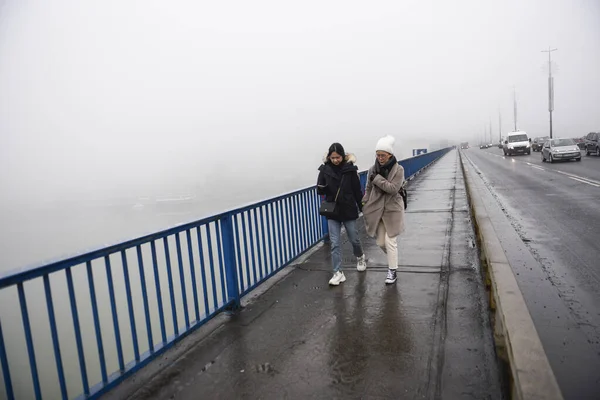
[464, 148, 600, 399]
[115, 150, 503, 400]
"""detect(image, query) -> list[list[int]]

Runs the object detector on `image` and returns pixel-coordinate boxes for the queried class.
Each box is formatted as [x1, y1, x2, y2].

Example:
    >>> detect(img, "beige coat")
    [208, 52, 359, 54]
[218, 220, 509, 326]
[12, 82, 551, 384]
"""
[362, 163, 405, 238]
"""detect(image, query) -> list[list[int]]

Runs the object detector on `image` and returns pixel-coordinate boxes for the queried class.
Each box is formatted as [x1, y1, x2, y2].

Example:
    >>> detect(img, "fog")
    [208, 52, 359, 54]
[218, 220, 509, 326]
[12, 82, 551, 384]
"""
[1, 0, 599, 265]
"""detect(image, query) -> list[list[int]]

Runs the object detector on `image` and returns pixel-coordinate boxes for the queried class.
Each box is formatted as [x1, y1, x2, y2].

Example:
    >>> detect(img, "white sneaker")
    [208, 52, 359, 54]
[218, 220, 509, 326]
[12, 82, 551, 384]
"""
[329, 271, 346, 286]
[356, 255, 367, 272]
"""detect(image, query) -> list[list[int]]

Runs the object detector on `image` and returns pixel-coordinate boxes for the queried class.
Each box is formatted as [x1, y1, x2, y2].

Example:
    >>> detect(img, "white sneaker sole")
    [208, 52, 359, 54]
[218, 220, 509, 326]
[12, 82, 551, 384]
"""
[329, 275, 346, 286]
[385, 278, 397, 284]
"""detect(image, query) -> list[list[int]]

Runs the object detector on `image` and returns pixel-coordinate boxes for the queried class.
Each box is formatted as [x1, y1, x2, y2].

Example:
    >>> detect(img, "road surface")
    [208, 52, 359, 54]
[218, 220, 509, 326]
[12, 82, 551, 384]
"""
[464, 146, 600, 399]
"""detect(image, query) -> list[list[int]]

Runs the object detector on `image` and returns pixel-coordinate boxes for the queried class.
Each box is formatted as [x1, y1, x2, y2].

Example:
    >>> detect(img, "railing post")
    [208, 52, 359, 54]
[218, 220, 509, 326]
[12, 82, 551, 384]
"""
[359, 172, 367, 192]
[403, 159, 411, 180]
[220, 213, 241, 310]
[0, 320, 14, 400]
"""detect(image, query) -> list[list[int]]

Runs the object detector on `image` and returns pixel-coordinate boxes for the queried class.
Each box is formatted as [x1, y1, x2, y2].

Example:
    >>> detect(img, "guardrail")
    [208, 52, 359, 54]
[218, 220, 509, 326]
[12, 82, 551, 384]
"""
[0, 147, 452, 400]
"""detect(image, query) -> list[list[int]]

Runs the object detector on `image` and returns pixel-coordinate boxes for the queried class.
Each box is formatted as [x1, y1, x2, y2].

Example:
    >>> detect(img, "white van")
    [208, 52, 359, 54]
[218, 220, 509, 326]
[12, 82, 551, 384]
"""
[503, 131, 531, 156]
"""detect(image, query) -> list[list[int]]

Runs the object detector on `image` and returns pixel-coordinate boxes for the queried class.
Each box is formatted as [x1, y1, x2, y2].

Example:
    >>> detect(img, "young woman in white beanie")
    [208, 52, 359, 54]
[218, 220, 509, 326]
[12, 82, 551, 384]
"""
[362, 135, 405, 284]
[317, 142, 367, 286]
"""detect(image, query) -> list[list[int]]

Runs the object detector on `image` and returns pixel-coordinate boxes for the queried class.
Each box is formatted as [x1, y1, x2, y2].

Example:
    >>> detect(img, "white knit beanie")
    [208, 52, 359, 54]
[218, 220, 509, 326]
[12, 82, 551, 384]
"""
[375, 135, 395, 155]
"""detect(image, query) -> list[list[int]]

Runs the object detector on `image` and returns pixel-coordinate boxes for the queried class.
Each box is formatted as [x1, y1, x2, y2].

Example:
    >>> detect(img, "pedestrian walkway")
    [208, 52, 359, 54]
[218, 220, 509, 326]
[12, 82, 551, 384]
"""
[109, 150, 503, 399]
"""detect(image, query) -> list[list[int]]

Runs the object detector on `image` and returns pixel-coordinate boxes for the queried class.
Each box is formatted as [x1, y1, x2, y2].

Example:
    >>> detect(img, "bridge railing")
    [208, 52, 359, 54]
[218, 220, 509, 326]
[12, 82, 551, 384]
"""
[0, 147, 451, 400]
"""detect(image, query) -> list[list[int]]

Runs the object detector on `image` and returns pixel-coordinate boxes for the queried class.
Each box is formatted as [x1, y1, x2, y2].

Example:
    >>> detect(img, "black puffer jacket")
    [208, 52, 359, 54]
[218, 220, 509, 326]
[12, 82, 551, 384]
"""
[317, 154, 363, 222]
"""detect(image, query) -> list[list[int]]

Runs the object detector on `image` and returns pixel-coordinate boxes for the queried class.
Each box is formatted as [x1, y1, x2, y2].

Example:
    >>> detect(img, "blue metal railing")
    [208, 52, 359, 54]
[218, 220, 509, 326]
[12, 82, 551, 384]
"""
[0, 147, 451, 400]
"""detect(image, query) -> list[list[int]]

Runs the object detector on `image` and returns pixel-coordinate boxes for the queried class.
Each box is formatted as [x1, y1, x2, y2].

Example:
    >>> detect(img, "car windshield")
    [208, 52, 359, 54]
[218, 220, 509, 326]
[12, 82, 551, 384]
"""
[508, 134, 528, 142]
[551, 139, 575, 147]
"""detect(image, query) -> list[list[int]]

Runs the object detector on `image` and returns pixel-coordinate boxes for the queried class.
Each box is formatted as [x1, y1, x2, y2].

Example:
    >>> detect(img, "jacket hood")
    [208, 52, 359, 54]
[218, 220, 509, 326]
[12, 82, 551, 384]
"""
[318, 153, 358, 174]
[321, 152, 357, 164]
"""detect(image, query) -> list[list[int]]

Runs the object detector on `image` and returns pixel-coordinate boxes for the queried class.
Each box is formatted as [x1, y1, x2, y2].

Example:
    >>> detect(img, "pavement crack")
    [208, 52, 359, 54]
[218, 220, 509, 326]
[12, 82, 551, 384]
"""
[425, 154, 456, 400]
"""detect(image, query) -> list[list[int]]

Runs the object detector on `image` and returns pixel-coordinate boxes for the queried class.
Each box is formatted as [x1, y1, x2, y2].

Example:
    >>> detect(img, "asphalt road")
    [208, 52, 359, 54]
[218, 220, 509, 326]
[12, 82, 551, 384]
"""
[464, 146, 600, 399]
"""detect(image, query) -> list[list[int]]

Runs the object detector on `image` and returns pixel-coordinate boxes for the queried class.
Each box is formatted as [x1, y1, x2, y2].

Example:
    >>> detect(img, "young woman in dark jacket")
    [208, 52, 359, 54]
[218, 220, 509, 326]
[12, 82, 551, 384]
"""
[317, 143, 366, 286]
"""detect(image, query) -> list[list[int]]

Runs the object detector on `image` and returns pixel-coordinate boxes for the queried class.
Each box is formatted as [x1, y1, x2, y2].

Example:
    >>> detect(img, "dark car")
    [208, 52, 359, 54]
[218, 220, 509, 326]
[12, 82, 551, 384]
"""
[531, 136, 549, 152]
[573, 137, 586, 150]
[584, 132, 600, 156]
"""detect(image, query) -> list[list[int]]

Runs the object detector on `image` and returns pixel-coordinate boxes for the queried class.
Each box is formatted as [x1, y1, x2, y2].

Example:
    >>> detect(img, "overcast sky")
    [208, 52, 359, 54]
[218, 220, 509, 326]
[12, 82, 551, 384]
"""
[1, 0, 599, 206]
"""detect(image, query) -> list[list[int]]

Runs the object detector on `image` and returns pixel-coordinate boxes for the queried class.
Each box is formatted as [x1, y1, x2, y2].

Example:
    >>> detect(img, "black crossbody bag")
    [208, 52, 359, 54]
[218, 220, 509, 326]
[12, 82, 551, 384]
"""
[319, 176, 345, 218]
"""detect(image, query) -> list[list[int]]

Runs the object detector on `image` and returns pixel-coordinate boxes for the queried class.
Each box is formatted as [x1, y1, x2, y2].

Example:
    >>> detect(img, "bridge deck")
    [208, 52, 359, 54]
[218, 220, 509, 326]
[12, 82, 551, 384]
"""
[109, 150, 504, 399]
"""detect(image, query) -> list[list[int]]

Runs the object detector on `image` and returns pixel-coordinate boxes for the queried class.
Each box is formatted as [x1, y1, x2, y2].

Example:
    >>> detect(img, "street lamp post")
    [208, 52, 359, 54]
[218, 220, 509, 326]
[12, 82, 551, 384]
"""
[498, 110, 502, 143]
[542, 47, 558, 138]
[513, 86, 518, 131]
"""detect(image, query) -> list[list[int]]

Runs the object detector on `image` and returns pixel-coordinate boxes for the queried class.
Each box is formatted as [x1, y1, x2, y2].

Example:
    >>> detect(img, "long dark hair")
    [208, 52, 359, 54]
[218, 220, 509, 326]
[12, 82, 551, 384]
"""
[327, 143, 346, 164]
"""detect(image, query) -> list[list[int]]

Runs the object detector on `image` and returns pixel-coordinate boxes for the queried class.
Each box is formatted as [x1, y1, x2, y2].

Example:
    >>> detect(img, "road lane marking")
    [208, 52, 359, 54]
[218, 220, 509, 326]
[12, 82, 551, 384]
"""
[569, 177, 600, 187]
[525, 163, 546, 171]
[479, 151, 599, 186]
[556, 170, 600, 185]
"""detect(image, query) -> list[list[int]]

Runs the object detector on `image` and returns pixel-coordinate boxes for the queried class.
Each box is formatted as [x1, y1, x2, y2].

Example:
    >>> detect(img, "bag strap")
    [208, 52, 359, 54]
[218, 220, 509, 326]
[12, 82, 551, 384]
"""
[333, 175, 345, 202]
[399, 180, 407, 193]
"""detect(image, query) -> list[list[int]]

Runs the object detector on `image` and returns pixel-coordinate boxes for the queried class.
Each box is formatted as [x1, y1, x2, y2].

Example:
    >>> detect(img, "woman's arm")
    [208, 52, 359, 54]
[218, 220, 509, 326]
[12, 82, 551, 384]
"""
[362, 168, 374, 203]
[317, 169, 328, 195]
[351, 172, 363, 210]
[372, 165, 404, 194]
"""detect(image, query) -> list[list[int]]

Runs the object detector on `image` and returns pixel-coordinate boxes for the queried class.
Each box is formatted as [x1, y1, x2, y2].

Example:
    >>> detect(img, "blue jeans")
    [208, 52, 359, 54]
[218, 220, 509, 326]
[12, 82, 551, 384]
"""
[328, 219, 364, 272]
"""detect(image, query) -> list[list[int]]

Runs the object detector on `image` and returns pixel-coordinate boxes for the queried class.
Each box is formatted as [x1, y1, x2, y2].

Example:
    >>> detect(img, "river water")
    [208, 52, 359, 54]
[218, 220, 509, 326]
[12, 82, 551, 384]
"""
[0, 174, 320, 399]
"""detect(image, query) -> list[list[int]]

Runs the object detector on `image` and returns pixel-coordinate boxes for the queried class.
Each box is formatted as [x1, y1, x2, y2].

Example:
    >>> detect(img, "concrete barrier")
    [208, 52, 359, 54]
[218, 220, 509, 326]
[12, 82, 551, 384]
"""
[459, 151, 563, 400]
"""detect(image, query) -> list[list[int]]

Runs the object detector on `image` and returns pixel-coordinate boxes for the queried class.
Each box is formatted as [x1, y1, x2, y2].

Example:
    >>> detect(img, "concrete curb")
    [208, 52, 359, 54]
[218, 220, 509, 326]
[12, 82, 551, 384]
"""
[459, 150, 563, 400]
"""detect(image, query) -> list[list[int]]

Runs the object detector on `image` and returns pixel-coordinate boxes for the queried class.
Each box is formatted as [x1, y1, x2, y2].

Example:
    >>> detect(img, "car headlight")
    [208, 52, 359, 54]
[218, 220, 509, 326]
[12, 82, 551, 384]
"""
[526, 144, 531, 148]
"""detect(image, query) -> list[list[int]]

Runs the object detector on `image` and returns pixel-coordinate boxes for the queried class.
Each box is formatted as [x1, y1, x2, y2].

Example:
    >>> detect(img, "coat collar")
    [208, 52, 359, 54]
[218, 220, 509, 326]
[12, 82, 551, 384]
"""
[319, 158, 358, 177]
[371, 162, 400, 180]
[386, 162, 400, 181]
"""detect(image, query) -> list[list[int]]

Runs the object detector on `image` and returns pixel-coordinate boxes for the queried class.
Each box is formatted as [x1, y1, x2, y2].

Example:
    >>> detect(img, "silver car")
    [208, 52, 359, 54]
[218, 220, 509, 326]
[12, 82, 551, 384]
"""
[541, 138, 582, 163]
